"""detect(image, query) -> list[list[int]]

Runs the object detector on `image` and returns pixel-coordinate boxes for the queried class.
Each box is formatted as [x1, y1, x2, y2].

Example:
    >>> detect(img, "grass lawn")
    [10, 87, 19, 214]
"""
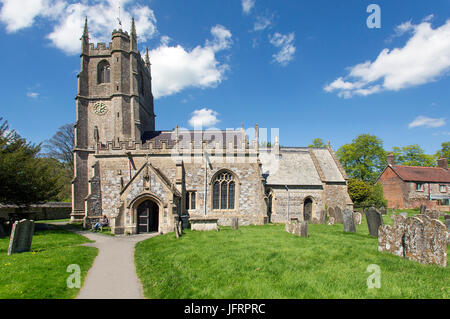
[0, 227, 98, 299]
[135, 216, 449, 299]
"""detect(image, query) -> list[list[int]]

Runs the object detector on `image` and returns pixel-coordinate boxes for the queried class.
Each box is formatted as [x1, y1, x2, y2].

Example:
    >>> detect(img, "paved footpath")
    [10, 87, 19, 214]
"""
[68, 229, 158, 299]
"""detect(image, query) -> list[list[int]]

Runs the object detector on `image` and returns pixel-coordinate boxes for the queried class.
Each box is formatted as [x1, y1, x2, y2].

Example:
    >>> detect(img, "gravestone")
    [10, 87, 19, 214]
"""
[353, 212, 362, 225]
[399, 212, 408, 218]
[445, 218, 450, 230]
[312, 210, 326, 224]
[0, 223, 6, 238]
[231, 218, 239, 230]
[285, 221, 308, 238]
[328, 207, 335, 220]
[379, 207, 387, 215]
[424, 210, 440, 220]
[334, 207, 343, 224]
[328, 217, 335, 225]
[420, 204, 427, 214]
[365, 208, 383, 237]
[378, 215, 407, 257]
[7, 219, 35, 255]
[379, 215, 447, 267]
[342, 209, 356, 233]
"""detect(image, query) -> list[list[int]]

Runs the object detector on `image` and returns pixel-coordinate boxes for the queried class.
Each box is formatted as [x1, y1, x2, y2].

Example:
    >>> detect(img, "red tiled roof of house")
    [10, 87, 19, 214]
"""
[389, 165, 450, 183]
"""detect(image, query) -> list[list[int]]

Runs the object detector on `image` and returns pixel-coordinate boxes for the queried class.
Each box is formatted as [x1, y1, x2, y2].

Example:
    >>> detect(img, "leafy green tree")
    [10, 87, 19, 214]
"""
[391, 144, 435, 166]
[436, 141, 450, 161]
[308, 138, 327, 148]
[0, 118, 61, 206]
[347, 178, 387, 208]
[336, 134, 386, 183]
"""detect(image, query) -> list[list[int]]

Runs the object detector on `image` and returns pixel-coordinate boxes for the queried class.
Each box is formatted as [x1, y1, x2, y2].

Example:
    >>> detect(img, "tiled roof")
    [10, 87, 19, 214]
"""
[389, 165, 450, 183]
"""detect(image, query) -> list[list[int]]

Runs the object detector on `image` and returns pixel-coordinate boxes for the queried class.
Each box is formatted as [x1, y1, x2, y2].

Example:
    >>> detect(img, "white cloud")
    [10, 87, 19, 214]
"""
[269, 32, 296, 66]
[0, 0, 65, 32]
[27, 92, 40, 99]
[150, 25, 232, 99]
[242, 0, 255, 15]
[188, 108, 220, 128]
[0, 0, 157, 54]
[325, 19, 450, 98]
[253, 15, 272, 31]
[409, 116, 446, 128]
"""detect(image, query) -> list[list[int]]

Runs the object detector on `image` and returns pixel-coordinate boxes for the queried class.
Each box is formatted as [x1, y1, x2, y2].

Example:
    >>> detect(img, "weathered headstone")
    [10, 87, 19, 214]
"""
[365, 208, 383, 237]
[328, 217, 335, 225]
[328, 207, 335, 220]
[342, 209, 356, 233]
[285, 221, 308, 238]
[445, 218, 450, 230]
[312, 210, 326, 224]
[334, 207, 343, 224]
[379, 207, 387, 215]
[7, 219, 35, 255]
[231, 217, 239, 230]
[424, 210, 440, 220]
[379, 215, 447, 267]
[420, 204, 427, 214]
[378, 215, 407, 257]
[0, 223, 6, 238]
[353, 212, 362, 225]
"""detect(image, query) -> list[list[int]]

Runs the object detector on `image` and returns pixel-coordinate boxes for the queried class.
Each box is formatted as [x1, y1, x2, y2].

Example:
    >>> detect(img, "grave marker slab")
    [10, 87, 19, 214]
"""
[7, 219, 34, 255]
[231, 218, 239, 230]
[342, 209, 356, 233]
[365, 208, 383, 237]
[353, 212, 362, 225]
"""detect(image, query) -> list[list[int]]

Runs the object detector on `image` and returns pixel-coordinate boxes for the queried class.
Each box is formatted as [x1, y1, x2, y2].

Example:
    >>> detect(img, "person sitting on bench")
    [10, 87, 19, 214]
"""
[93, 215, 108, 232]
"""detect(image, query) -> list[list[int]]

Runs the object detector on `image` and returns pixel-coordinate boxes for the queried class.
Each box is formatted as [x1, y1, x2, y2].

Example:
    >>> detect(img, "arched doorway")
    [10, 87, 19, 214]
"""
[137, 200, 159, 233]
[303, 198, 313, 221]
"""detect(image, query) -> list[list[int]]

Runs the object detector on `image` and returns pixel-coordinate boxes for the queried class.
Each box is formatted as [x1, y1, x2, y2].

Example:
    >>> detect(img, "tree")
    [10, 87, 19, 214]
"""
[347, 178, 387, 208]
[42, 123, 74, 173]
[0, 118, 61, 206]
[436, 141, 450, 161]
[336, 134, 386, 183]
[308, 138, 327, 148]
[391, 144, 435, 167]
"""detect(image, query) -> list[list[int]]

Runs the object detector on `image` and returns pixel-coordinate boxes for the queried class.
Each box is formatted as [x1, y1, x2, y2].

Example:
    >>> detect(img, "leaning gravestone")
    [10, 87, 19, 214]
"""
[378, 214, 407, 257]
[342, 209, 356, 233]
[365, 208, 383, 237]
[231, 218, 239, 230]
[8, 219, 35, 255]
[334, 207, 343, 224]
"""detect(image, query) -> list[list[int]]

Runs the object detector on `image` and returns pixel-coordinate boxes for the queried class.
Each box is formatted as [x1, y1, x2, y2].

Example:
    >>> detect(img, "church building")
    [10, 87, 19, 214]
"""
[71, 19, 353, 234]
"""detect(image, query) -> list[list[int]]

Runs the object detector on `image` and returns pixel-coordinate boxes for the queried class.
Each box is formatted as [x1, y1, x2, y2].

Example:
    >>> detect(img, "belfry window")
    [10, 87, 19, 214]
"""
[98, 61, 111, 84]
[212, 171, 236, 210]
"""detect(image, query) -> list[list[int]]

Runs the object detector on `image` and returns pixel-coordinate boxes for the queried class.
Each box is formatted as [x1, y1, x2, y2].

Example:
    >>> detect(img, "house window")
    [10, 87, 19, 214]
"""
[440, 185, 447, 193]
[438, 199, 449, 206]
[186, 191, 196, 210]
[98, 61, 110, 84]
[212, 171, 236, 210]
[416, 183, 424, 192]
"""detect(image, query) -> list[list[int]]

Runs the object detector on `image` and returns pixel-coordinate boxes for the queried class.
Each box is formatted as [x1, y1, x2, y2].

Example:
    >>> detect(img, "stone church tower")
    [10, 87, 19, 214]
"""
[72, 19, 155, 222]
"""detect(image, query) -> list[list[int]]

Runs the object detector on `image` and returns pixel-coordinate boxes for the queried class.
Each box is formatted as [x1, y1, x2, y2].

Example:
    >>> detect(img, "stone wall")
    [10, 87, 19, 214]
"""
[0, 203, 72, 221]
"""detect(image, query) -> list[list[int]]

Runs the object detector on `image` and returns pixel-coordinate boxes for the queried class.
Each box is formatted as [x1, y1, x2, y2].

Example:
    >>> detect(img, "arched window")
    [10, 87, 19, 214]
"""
[212, 171, 236, 210]
[98, 61, 110, 84]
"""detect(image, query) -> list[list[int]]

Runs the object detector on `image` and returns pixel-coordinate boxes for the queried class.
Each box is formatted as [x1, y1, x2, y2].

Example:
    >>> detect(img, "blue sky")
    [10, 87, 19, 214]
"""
[0, 0, 449, 154]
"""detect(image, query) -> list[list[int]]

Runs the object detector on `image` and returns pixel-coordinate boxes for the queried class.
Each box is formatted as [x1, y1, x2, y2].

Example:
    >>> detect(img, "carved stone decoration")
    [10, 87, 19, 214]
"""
[91, 102, 109, 116]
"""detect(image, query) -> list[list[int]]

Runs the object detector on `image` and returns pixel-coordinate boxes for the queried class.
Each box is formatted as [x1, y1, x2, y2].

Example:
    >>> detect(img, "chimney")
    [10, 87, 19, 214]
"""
[437, 158, 448, 170]
[386, 153, 395, 166]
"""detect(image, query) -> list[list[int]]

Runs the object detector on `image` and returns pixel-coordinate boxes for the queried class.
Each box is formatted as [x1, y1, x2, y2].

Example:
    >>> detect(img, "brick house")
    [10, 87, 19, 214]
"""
[376, 155, 450, 212]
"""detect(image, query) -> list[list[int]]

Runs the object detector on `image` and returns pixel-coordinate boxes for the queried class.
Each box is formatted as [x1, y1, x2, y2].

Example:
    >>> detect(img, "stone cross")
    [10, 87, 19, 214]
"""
[7, 219, 35, 255]
[365, 208, 383, 237]
[342, 209, 356, 233]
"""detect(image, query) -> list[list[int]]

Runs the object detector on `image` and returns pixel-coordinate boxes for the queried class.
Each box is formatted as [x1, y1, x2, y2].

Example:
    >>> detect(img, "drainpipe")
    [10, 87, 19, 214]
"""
[285, 185, 290, 221]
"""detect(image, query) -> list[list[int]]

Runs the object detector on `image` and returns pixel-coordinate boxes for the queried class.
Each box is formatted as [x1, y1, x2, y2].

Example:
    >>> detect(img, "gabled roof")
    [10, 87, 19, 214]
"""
[387, 164, 450, 183]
